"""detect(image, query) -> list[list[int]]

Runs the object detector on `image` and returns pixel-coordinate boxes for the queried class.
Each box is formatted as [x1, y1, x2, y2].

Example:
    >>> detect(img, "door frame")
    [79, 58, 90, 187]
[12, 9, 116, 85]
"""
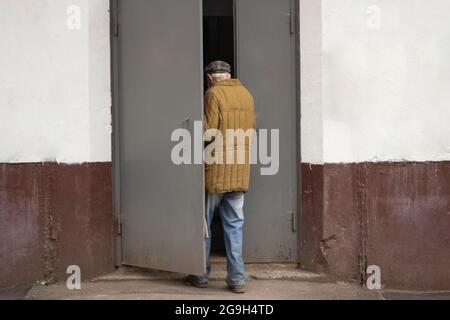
[110, 0, 122, 266]
[293, 0, 302, 264]
[109, 0, 302, 267]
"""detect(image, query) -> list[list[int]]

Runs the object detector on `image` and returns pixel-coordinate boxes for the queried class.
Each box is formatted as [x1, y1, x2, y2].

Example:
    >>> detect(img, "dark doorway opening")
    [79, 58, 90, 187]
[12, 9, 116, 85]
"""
[203, 0, 235, 92]
[203, 0, 235, 259]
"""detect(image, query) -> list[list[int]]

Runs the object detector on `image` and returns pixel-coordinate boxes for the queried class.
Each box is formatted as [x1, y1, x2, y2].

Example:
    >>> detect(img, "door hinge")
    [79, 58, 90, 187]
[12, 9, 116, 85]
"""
[113, 6, 119, 36]
[291, 211, 297, 232]
[289, 13, 295, 35]
[116, 215, 122, 235]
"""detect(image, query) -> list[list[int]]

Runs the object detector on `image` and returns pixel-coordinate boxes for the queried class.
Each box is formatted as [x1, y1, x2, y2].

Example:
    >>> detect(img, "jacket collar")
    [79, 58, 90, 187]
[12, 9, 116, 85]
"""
[213, 79, 242, 87]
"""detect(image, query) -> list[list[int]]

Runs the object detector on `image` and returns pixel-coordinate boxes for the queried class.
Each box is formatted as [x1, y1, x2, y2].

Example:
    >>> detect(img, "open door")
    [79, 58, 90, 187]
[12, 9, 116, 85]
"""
[115, 0, 205, 275]
[236, 0, 299, 262]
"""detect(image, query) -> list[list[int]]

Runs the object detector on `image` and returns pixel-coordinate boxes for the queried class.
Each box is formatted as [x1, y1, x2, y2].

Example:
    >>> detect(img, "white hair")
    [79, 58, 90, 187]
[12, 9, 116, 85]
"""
[209, 72, 231, 82]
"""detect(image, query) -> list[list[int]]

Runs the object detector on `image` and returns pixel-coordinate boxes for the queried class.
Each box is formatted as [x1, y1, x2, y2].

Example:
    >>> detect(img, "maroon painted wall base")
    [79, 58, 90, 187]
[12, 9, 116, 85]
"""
[301, 161, 450, 290]
[1, 161, 449, 291]
[0, 163, 115, 288]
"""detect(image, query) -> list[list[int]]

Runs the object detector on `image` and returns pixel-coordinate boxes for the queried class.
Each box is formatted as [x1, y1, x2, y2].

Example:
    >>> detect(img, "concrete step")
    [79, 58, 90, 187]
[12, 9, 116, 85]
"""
[93, 264, 332, 283]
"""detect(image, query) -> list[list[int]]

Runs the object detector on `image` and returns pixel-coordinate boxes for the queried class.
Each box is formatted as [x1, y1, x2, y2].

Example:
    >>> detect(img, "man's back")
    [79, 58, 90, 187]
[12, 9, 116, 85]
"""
[204, 79, 256, 193]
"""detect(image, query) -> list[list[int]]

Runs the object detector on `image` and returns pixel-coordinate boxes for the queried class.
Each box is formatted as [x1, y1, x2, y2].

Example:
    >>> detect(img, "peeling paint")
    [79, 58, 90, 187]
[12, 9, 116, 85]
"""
[319, 235, 337, 270]
[39, 167, 58, 284]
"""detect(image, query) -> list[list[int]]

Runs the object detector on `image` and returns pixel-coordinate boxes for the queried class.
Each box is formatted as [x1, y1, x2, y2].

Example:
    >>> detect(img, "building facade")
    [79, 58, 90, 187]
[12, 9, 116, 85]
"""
[1, 0, 449, 290]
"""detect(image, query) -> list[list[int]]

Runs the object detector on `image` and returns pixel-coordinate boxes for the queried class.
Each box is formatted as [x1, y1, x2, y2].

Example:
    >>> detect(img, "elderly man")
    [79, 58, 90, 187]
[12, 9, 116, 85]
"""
[186, 61, 256, 294]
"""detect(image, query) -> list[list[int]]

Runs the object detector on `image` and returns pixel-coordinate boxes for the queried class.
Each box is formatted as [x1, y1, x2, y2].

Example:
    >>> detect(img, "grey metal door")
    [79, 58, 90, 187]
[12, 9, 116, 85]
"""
[116, 0, 205, 275]
[236, 0, 298, 262]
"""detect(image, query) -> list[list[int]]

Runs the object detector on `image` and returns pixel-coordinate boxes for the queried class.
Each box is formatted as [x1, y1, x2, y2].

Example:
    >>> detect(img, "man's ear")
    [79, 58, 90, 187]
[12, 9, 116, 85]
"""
[207, 74, 213, 83]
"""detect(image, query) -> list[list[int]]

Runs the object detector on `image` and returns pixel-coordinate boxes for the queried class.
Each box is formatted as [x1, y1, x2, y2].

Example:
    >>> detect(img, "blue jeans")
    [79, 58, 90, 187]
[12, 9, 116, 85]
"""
[195, 192, 246, 285]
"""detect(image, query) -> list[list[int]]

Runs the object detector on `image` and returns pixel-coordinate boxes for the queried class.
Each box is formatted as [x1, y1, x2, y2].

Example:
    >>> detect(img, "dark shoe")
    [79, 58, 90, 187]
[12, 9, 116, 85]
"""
[228, 283, 246, 294]
[185, 275, 208, 288]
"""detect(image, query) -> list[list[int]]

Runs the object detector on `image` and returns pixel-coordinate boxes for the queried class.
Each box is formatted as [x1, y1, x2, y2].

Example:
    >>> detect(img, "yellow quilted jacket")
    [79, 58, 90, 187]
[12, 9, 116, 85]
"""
[204, 79, 256, 193]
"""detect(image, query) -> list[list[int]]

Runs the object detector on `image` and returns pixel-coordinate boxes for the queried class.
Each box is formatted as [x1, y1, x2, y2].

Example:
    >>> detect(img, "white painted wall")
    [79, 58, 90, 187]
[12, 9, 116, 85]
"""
[301, 0, 450, 164]
[300, 0, 324, 165]
[0, 0, 111, 163]
[1, 0, 449, 164]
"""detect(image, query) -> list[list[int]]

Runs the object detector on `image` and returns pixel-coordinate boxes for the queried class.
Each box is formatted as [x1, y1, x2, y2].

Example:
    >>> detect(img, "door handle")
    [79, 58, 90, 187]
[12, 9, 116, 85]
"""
[183, 117, 191, 130]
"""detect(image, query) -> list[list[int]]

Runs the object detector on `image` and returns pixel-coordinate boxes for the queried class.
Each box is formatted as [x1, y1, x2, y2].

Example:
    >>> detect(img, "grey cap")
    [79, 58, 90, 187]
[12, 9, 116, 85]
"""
[205, 60, 231, 74]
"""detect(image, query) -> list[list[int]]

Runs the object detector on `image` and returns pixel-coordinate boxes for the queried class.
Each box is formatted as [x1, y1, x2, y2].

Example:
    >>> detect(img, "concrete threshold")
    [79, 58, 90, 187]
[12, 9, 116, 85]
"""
[93, 264, 333, 283]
